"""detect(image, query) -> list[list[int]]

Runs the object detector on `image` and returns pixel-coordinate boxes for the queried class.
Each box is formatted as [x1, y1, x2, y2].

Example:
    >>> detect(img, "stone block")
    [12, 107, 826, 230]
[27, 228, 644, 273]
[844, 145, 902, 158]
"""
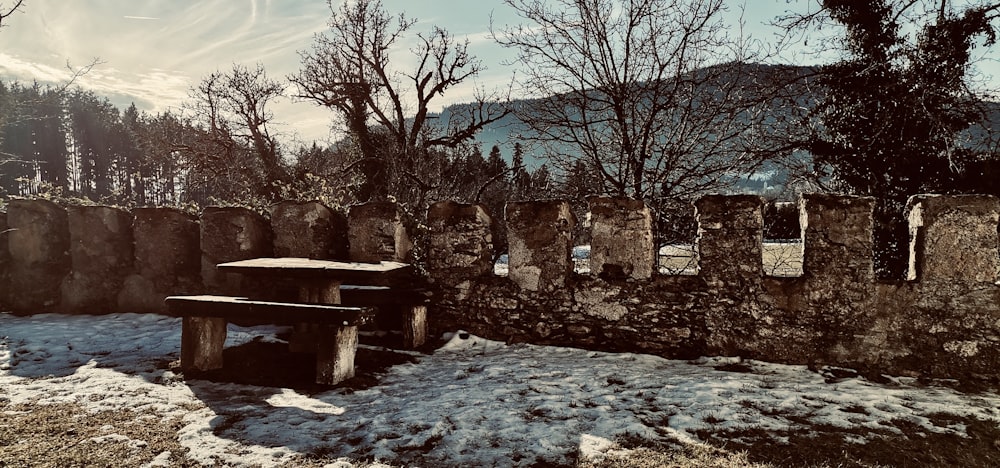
[348, 201, 413, 263]
[201, 206, 271, 294]
[118, 207, 200, 313]
[7, 199, 70, 312]
[906, 194, 1000, 283]
[426, 201, 494, 284]
[588, 197, 655, 280]
[61, 205, 134, 313]
[800, 193, 875, 284]
[270, 201, 347, 260]
[506, 200, 575, 292]
[695, 194, 764, 288]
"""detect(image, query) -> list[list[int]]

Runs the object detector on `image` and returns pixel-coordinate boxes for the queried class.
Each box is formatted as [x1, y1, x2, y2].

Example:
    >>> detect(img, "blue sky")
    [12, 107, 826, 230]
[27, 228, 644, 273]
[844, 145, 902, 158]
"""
[1, 0, 998, 145]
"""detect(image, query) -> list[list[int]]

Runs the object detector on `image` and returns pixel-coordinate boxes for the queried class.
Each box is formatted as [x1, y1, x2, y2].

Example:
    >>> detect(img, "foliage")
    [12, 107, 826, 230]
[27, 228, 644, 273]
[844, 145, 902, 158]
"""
[783, 0, 1000, 278]
[183, 63, 289, 203]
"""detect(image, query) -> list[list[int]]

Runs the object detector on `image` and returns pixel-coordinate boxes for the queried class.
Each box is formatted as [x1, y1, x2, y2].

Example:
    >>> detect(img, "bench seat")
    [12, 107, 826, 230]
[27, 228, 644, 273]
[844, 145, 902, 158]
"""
[165, 295, 371, 385]
[165, 295, 373, 325]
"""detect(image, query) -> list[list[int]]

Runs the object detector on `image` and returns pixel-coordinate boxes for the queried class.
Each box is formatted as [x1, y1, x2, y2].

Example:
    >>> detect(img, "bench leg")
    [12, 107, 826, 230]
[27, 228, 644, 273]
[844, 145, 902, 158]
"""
[181, 316, 227, 371]
[403, 305, 428, 349]
[315, 325, 358, 385]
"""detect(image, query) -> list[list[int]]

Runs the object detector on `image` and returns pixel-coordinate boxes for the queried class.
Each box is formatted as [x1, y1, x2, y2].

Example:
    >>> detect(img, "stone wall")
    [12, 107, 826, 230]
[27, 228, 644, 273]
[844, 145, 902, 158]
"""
[1, 200, 411, 315]
[4, 194, 1000, 381]
[426, 194, 1000, 382]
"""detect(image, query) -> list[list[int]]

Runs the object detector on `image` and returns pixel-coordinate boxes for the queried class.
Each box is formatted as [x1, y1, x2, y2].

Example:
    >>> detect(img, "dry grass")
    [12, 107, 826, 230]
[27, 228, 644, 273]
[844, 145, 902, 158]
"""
[0, 401, 195, 467]
[579, 442, 773, 468]
[579, 411, 1000, 468]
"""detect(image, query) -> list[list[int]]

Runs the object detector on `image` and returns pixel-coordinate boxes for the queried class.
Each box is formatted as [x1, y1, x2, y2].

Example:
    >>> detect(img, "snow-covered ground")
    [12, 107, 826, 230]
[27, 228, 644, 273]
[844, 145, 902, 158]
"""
[2, 312, 999, 466]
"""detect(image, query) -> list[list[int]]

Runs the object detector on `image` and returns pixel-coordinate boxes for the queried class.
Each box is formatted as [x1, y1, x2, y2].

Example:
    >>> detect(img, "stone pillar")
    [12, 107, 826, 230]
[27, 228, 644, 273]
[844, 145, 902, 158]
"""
[118, 208, 201, 314]
[201, 207, 272, 295]
[7, 199, 70, 313]
[588, 197, 655, 280]
[505, 200, 575, 292]
[270, 201, 348, 260]
[906, 194, 1000, 283]
[348, 202, 413, 263]
[426, 201, 494, 285]
[60, 205, 134, 314]
[800, 193, 875, 285]
[695, 195, 764, 289]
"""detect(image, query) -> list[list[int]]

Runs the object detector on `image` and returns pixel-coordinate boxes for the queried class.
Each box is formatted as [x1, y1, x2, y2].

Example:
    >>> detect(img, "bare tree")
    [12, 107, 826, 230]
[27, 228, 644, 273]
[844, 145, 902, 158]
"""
[182, 63, 288, 203]
[495, 0, 789, 201]
[292, 0, 508, 204]
[0, 0, 24, 29]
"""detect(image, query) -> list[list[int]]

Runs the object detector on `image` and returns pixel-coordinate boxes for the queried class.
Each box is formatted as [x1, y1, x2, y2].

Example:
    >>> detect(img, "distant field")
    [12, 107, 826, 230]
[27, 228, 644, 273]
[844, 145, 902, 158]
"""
[658, 242, 803, 277]
[495, 242, 805, 277]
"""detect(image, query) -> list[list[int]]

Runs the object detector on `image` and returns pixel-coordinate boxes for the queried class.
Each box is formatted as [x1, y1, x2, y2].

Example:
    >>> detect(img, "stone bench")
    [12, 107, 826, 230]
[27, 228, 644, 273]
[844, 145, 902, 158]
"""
[165, 295, 373, 385]
[339, 285, 431, 348]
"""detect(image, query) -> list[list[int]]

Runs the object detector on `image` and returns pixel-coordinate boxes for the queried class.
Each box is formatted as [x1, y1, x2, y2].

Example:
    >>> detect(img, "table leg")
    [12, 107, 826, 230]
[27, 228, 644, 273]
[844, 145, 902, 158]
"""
[403, 305, 428, 349]
[181, 316, 227, 371]
[315, 324, 358, 385]
[289, 280, 342, 353]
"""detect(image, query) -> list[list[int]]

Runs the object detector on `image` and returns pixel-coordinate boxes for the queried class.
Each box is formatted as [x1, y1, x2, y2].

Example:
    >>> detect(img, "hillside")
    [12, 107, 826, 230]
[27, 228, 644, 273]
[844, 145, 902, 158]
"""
[435, 62, 1000, 196]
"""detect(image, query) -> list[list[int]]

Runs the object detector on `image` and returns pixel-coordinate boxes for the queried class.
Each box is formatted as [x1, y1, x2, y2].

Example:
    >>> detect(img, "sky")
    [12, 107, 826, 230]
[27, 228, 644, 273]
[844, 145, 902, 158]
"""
[1, 0, 999, 146]
[2, 311, 999, 466]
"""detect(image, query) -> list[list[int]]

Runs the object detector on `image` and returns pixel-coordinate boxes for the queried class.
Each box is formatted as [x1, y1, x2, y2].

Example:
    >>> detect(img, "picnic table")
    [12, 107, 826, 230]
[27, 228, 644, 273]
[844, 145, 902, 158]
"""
[166, 257, 429, 385]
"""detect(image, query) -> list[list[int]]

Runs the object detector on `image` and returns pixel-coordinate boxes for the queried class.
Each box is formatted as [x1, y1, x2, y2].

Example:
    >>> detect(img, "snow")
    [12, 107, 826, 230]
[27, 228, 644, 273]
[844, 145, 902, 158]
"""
[2, 312, 999, 466]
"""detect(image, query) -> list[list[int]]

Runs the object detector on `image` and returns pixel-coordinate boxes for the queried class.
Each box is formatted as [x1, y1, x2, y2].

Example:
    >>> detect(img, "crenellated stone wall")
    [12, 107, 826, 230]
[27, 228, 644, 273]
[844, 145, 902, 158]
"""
[3, 194, 1000, 381]
[426, 194, 1000, 382]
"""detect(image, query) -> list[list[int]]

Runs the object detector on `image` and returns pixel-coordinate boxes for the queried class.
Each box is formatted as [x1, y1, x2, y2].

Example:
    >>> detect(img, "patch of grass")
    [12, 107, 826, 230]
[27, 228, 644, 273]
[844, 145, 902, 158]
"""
[691, 412, 1000, 468]
[0, 402, 191, 467]
[714, 362, 754, 373]
[839, 404, 869, 415]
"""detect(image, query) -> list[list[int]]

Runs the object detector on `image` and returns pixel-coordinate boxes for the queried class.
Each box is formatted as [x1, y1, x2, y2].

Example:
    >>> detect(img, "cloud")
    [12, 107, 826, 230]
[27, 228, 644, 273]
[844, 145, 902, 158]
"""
[0, 53, 75, 83]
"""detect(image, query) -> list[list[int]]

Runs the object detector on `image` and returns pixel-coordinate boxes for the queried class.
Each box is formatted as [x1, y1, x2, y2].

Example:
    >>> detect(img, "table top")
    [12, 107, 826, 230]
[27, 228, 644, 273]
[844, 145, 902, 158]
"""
[217, 257, 414, 282]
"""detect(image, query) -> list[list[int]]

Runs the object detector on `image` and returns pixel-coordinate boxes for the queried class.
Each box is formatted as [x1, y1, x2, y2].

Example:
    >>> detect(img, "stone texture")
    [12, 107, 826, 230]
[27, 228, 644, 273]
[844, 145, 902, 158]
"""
[200, 206, 272, 295]
[118, 207, 200, 313]
[695, 194, 764, 289]
[348, 201, 413, 263]
[588, 197, 655, 280]
[60, 205, 134, 313]
[801, 193, 875, 285]
[270, 201, 348, 260]
[181, 316, 227, 371]
[7, 199, 70, 312]
[906, 194, 1000, 283]
[426, 201, 494, 285]
[506, 200, 576, 292]
[694, 195, 764, 355]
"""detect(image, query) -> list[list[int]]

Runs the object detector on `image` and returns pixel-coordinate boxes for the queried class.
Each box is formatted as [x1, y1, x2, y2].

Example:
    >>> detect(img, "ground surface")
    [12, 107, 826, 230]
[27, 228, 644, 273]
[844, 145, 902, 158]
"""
[1, 312, 998, 467]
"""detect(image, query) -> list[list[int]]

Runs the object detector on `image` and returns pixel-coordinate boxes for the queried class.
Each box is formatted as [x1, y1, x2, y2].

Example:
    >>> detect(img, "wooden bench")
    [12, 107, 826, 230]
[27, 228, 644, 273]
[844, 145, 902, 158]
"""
[165, 295, 374, 385]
